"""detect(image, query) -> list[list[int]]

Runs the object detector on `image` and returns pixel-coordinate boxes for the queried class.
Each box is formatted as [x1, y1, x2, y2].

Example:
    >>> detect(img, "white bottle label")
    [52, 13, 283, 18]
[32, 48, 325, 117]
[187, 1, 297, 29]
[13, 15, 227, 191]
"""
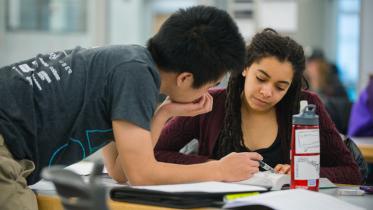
[294, 155, 320, 179]
[295, 129, 320, 154]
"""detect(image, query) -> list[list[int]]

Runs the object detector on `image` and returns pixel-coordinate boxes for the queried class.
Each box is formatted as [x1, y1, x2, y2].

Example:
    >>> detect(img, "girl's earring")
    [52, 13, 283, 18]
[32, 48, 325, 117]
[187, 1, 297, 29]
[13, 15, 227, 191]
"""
[242, 71, 246, 77]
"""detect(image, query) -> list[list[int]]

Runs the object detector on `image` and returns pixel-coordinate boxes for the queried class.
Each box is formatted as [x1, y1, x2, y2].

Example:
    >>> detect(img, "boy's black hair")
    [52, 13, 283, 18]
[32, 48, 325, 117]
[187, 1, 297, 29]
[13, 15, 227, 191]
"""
[214, 28, 306, 163]
[147, 5, 246, 88]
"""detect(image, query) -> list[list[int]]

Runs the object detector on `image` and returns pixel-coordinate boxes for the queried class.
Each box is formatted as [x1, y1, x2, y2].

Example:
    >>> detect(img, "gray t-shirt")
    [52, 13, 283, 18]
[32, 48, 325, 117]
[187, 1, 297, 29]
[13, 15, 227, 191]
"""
[0, 45, 160, 184]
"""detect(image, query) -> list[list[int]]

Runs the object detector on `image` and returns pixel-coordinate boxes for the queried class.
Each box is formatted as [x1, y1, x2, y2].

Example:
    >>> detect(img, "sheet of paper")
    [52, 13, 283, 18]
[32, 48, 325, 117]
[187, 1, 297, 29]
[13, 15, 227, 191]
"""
[319, 178, 337, 189]
[100, 175, 125, 187]
[134, 181, 267, 193]
[294, 155, 320, 179]
[65, 161, 94, 175]
[65, 161, 108, 175]
[31, 175, 124, 193]
[295, 129, 320, 153]
[224, 189, 364, 210]
[30, 179, 56, 192]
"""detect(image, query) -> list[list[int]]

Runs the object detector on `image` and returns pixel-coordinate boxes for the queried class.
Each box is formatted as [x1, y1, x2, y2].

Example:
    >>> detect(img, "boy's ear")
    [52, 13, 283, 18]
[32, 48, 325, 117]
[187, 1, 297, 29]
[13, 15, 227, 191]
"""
[176, 72, 194, 88]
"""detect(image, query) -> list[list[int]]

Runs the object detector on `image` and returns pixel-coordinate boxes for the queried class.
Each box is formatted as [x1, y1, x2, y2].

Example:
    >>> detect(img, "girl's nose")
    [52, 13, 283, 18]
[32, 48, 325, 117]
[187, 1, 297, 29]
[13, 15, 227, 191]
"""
[260, 85, 272, 98]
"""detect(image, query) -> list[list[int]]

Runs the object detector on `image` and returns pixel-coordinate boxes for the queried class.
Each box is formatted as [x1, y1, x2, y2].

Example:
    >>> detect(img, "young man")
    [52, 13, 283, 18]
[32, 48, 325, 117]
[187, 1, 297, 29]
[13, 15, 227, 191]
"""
[0, 6, 262, 210]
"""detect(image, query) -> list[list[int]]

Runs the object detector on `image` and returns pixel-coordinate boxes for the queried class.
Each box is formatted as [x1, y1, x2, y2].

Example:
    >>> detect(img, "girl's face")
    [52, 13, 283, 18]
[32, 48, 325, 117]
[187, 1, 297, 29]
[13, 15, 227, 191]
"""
[242, 56, 294, 112]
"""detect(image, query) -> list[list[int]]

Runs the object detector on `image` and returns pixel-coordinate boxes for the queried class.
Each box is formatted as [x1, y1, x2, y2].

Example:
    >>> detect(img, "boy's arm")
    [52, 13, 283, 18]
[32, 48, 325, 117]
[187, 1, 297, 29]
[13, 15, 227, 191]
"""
[150, 108, 170, 147]
[105, 119, 261, 185]
[102, 142, 127, 183]
[102, 93, 213, 183]
[154, 115, 210, 164]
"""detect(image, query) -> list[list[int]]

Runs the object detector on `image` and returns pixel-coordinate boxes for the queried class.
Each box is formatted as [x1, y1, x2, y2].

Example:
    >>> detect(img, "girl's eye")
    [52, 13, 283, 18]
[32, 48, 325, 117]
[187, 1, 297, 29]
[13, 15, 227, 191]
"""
[276, 86, 285, 91]
[256, 77, 265, 82]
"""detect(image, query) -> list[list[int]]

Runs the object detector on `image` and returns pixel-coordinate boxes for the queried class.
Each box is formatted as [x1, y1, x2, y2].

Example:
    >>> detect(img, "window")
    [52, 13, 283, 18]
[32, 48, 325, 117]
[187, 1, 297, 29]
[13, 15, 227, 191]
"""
[336, 0, 361, 100]
[6, 0, 87, 33]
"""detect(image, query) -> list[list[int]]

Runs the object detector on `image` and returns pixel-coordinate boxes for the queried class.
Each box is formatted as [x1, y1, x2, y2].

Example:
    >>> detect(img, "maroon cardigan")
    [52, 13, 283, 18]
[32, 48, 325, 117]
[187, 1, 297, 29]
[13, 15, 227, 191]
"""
[155, 88, 362, 184]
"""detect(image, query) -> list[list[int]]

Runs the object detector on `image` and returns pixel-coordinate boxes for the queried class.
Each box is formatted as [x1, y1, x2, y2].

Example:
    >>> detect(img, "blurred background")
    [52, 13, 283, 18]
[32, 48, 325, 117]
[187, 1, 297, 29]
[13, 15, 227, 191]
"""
[0, 0, 372, 135]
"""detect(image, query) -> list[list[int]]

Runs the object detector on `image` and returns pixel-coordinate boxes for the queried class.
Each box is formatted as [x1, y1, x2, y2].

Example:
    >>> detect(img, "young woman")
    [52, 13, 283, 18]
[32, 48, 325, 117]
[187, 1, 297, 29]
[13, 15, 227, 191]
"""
[154, 29, 362, 184]
[305, 53, 351, 134]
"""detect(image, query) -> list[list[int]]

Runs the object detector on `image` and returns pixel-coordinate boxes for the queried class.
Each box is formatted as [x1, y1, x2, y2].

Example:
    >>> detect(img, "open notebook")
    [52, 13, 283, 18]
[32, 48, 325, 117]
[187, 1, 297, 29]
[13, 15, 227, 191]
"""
[233, 171, 336, 191]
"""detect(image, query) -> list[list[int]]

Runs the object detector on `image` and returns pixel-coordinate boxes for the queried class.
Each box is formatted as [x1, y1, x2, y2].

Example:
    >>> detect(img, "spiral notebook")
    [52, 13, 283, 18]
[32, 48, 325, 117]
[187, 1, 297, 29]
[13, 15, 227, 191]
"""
[111, 181, 267, 208]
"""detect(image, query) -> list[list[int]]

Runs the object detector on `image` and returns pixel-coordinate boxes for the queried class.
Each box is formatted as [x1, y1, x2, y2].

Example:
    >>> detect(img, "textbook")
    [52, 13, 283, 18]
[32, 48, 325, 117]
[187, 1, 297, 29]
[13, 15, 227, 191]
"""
[234, 171, 290, 190]
[234, 171, 336, 190]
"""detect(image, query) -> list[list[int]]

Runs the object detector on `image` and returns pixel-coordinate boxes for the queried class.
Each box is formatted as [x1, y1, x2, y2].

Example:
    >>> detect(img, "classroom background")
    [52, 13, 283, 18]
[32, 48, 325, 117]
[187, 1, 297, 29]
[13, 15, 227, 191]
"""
[1, 0, 372, 95]
[0, 0, 372, 182]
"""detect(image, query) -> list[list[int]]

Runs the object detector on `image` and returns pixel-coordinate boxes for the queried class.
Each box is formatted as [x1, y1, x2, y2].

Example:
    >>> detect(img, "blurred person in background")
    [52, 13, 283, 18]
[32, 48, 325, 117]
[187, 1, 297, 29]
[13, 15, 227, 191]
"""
[348, 75, 373, 185]
[305, 49, 351, 134]
[348, 75, 373, 137]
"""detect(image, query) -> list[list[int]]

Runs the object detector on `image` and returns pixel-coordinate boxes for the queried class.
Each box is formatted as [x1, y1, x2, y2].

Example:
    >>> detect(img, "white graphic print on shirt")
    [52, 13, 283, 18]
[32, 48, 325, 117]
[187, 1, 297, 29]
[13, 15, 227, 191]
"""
[10, 51, 72, 91]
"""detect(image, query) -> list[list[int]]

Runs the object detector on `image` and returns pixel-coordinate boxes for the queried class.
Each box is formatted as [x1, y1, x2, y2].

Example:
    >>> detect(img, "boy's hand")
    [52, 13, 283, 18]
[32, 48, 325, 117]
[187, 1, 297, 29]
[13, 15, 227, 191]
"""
[151, 93, 212, 146]
[274, 164, 291, 174]
[217, 152, 263, 182]
[157, 93, 213, 119]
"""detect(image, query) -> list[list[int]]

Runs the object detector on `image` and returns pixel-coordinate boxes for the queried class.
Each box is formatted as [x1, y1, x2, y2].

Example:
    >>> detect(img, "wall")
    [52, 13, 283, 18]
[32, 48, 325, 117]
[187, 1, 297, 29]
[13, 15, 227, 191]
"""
[108, 0, 145, 45]
[294, 0, 338, 62]
[0, 0, 366, 88]
[322, 0, 339, 63]
[0, 0, 107, 66]
[359, 0, 373, 90]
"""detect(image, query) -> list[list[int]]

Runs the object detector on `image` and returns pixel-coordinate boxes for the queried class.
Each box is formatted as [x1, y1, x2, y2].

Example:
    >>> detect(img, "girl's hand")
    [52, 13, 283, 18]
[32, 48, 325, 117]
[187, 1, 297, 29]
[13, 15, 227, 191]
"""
[274, 164, 291, 174]
[218, 152, 263, 182]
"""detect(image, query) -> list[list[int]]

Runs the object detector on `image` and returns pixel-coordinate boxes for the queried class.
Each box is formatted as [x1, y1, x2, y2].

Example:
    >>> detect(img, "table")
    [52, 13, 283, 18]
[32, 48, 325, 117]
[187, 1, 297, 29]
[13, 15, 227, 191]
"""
[352, 137, 373, 163]
[37, 194, 214, 210]
[37, 187, 373, 210]
[34, 159, 373, 210]
[321, 186, 373, 209]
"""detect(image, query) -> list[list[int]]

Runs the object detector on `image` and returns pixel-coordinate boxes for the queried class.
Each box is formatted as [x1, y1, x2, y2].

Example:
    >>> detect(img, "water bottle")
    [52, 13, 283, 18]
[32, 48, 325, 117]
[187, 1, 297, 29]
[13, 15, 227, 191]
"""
[290, 101, 320, 191]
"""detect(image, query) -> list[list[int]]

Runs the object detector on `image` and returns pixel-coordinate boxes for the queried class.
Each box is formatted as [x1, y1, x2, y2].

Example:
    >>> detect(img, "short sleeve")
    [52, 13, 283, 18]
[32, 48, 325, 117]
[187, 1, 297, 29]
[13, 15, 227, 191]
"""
[109, 61, 159, 130]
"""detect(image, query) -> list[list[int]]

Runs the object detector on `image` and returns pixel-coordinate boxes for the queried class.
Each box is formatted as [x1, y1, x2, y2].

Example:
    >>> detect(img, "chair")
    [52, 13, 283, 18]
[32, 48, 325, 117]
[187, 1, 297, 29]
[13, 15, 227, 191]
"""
[41, 161, 109, 210]
[342, 135, 369, 183]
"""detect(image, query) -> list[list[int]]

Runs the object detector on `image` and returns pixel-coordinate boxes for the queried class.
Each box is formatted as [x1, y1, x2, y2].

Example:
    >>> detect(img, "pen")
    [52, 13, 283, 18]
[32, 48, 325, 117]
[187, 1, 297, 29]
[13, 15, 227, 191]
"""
[258, 160, 276, 173]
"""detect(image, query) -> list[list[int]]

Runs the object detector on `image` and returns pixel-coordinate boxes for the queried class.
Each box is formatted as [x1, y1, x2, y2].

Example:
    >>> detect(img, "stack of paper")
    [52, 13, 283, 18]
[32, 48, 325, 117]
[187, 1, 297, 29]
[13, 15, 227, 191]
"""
[133, 181, 267, 193]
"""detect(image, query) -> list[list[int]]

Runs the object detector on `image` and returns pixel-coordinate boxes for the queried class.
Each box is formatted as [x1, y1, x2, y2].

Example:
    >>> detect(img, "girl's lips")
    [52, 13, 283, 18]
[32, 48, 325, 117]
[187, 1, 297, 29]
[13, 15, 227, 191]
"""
[253, 97, 269, 105]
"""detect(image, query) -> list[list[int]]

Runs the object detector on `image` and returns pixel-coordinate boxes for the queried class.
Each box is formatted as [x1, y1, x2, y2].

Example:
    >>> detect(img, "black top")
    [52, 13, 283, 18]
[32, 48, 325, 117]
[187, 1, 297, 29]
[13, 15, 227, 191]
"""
[252, 136, 282, 170]
[0, 45, 160, 184]
[212, 134, 282, 170]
